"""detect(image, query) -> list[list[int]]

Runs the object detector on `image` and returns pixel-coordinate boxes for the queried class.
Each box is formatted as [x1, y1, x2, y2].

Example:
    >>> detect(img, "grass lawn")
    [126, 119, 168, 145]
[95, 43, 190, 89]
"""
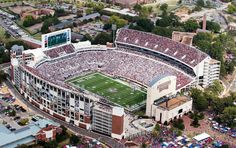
[68, 73, 146, 108]
[144, 0, 180, 15]
[33, 32, 42, 40]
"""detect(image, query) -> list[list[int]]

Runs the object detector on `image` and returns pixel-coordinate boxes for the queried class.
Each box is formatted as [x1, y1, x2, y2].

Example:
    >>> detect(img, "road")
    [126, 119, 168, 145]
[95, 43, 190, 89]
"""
[0, 62, 10, 69]
[4, 80, 125, 148]
[0, 17, 18, 38]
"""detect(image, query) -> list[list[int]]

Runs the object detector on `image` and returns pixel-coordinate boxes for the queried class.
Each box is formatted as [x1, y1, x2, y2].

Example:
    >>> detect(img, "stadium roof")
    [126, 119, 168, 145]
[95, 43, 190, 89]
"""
[149, 74, 174, 87]
[115, 29, 208, 68]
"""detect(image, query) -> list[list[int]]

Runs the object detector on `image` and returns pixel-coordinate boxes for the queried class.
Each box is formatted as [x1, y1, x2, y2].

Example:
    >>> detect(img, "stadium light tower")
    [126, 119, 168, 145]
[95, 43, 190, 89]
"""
[112, 24, 117, 47]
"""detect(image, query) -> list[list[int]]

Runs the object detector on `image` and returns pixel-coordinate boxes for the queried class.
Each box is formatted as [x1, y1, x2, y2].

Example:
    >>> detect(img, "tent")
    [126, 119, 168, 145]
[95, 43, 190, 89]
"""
[193, 133, 211, 142]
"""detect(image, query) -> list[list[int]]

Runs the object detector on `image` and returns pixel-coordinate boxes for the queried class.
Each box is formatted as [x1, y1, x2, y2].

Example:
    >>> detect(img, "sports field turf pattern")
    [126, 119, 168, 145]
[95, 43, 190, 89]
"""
[68, 73, 146, 108]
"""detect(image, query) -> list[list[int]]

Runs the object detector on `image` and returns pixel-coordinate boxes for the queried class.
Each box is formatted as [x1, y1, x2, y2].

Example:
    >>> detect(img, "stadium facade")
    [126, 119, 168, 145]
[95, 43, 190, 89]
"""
[10, 28, 220, 139]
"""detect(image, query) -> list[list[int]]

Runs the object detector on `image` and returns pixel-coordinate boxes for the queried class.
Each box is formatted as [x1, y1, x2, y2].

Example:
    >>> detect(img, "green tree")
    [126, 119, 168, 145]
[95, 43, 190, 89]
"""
[41, 17, 60, 33]
[183, 19, 200, 32]
[108, 15, 128, 28]
[207, 80, 224, 95]
[0, 50, 10, 64]
[227, 4, 236, 14]
[4, 31, 11, 39]
[81, 34, 92, 42]
[5, 40, 29, 50]
[190, 88, 208, 111]
[191, 117, 200, 127]
[0, 71, 7, 83]
[196, 0, 205, 7]
[70, 135, 81, 145]
[160, 3, 168, 16]
[93, 32, 112, 45]
[154, 123, 160, 131]
[152, 26, 173, 38]
[23, 15, 36, 27]
[136, 18, 154, 32]
[141, 143, 147, 148]
[173, 119, 185, 130]
[55, 8, 67, 17]
[222, 106, 236, 127]
[156, 13, 181, 27]
[133, 4, 142, 13]
[225, 61, 235, 74]
[204, 21, 221, 33]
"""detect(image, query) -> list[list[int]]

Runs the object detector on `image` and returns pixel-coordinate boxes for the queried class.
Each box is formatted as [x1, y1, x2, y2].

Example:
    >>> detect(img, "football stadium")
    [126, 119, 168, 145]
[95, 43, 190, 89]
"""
[10, 28, 220, 139]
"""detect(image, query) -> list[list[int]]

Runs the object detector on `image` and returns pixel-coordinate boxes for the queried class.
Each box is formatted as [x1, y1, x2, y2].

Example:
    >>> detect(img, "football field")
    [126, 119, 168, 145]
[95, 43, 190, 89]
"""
[68, 73, 146, 108]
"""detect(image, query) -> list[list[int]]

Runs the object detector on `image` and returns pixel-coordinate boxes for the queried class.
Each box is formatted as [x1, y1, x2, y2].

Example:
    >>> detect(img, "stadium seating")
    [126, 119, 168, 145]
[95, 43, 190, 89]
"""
[116, 29, 207, 67]
[43, 44, 75, 58]
[34, 49, 193, 90]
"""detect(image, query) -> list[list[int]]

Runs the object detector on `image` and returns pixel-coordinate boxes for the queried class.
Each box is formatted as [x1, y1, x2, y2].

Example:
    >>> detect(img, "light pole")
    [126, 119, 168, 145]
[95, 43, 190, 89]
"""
[112, 24, 117, 47]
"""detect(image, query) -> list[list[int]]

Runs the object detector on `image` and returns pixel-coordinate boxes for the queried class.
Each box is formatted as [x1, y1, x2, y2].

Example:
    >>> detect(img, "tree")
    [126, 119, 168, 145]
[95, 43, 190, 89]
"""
[0, 50, 10, 64]
[5, 40, 29, 50]
[227, 4, 236, 14]
[156, 13, 181, 27]
[9, 109, 16, 116]
[41, 17, 60, 33]
[207, 80, 224, 95]
[225, 61, 234, 74]
[173, 119, 185, 130]
[216, 33, 235, 52]
[152, 26, 173, 38]
[222, 106, 236, 127]
[152, 129, 160, 138]
[23, 15, 37, 27]
[81, 34, 92, 42]
[55, 9, 67, 17]
[160, 3, 168, 16]
[133, 4, 142, 13]
[193, 5, 202, 12]
[196, 0, 205, 7]
[199, 21, 221, 33]
[190, 88, 208, 111]
[108, 15, 128, 28]
[195, 95, 208, 111]
[4, 31, 11, 39]
[93, 32, 112, 45]
[70, 135, 81, 145]
[141, 143, 147, 148]
[191, 117, 200, 127]
[183, 19, 200, 32]
[154, 123, 160, 131]
[136, 18, 154, 32]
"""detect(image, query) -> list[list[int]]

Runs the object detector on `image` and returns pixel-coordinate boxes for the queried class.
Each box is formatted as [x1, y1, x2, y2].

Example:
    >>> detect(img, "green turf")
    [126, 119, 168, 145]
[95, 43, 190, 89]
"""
[68, 73, 146, 108]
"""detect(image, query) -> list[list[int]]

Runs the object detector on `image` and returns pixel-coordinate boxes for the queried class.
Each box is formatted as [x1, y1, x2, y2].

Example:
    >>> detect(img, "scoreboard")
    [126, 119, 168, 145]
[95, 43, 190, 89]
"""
[42, 28, 71, 49]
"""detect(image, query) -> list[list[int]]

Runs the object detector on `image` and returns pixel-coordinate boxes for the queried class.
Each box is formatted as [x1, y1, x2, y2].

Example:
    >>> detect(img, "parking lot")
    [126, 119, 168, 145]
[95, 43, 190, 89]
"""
[0, 84, 39, 132]
[0, 9, 28, 38]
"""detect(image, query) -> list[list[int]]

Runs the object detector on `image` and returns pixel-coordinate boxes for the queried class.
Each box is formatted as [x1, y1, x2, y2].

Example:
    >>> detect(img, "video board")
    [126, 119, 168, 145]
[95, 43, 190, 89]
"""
[42, 28, 71, 49]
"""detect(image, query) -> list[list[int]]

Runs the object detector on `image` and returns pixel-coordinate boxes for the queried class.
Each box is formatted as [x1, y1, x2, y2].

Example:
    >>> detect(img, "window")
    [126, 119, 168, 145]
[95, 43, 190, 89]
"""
[71, 93, 74, 98]
[80, 97, 84, 102]
[80, 115, 84, 122]
[178, 109, 183, 114]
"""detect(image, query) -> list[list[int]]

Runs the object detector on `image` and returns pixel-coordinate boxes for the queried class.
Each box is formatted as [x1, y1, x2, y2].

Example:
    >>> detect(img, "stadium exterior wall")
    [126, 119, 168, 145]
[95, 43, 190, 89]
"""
[146, 76, 177, 117]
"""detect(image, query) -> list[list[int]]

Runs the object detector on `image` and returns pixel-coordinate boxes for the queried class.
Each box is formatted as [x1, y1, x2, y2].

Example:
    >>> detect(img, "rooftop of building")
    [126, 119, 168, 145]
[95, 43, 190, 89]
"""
[0, 118, 59, 147]
[154, 96, 191, 110]
[93, 102, 113, 113]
